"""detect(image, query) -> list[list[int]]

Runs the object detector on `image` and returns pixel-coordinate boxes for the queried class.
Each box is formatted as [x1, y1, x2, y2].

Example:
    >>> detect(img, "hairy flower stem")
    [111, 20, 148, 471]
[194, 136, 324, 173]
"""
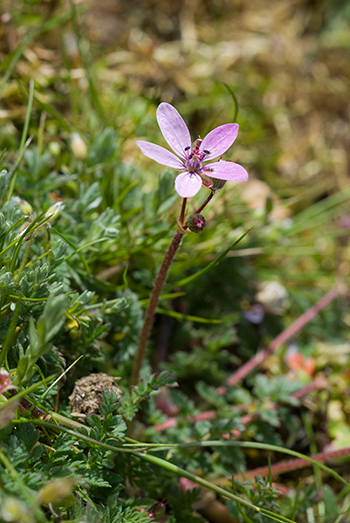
[131, 230, 184, 386]
[179, 197, 187, 225]
[131, 191, 214, 386]
[183, 191, 214, 230]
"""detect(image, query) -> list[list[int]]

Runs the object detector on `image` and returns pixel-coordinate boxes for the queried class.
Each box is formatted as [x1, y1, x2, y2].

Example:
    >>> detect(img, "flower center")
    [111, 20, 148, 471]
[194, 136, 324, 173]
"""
[186, 156, 202, 171]
[184, 139, 211, 173]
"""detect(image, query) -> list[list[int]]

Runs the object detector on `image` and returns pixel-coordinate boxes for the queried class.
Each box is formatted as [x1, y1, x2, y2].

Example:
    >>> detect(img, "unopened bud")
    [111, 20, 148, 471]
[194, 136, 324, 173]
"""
[45, 202, 64, 221]
[208, 177, 226, 191]
[19, 200, 33, 216]
[37, 478, 75, 506]
[48, 141, 61, 157]
[71, 133, 87, 160]
[0, 370, 11, 393]
[1, 496, 32, 523]
[187, 214, 206, 233]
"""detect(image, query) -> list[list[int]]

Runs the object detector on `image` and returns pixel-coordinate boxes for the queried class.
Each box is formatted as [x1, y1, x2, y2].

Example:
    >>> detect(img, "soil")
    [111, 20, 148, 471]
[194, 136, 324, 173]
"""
[69, 373, 121, 419]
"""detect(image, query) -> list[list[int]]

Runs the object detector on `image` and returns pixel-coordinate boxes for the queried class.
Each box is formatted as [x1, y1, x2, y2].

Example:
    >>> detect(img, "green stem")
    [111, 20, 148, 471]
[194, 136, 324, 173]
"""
[8, 418, 297, 523]
[0, 299, 21, 369]
[0, 37, 30, 101]
[7, 80, 35, 201]
[69, 0, 105, 120]
[132, 452, 296, 523]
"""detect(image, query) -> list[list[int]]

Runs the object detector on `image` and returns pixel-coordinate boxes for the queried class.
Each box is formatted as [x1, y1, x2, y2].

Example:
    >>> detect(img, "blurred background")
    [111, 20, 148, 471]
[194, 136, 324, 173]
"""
[1, 0, 350, 518]
[1, 0, 349, 202]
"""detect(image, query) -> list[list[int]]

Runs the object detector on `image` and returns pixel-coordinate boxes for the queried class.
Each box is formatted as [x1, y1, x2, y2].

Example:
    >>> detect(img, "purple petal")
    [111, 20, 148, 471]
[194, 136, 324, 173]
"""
[200, 124, 239, 160]
[156, 103, 191, 159]
[203, 160, 248, 181]
[136, 140, 184, 169]
[174, 172, 202, 198]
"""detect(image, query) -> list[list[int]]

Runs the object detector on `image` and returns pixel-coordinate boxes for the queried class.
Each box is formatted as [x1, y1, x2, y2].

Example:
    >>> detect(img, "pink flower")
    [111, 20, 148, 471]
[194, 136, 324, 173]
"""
[136, 102, 248, 198]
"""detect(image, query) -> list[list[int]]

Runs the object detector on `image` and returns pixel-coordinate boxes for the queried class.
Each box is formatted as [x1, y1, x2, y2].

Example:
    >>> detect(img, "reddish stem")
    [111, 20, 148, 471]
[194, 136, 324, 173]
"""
[220, 286, 340, 391]
[179, 198, 187, 225]
[131, 230, 184, 386]
[131, 191, 217, 386]
[236, 446, 350, 480]
[183, 191, 215, 230]
[154, 375, 328, 433]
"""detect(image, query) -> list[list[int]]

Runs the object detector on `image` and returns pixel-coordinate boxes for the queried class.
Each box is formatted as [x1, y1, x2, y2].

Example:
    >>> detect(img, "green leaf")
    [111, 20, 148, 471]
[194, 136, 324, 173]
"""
[88, 128, 117, 166]
[0, 170, 10, 201]
[105, 416, 127, 440]
[176, 230, 250, 287]
[100, 388, 120, 417]
[36, 294, 66, 345]
[16, 295, 67, 384]
[88, 414, 102, 429]
[156, 307, 221, 324]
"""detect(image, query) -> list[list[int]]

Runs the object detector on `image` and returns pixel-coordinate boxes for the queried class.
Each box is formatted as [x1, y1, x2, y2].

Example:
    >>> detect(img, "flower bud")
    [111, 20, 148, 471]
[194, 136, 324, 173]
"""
[19, 199, 33, 216]
[1, 496, 32, 523]
[45, 202, 64, 221]
[71, 133, 87, 160]
[187, 214, 206, 233]
[0, 370, 11, 394]
[208, 177, 226, 191]
[37, 478, 75, 506]
[48, 141, 61, 157]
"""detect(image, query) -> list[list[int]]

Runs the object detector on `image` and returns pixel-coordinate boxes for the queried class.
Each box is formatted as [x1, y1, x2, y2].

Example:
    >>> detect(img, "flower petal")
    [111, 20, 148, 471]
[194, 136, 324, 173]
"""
[136, 140, 184, 169]
[200, 124, 239, 160]
[156, 103, 191, 159]
[203, 160, 248, 182]
[175, 172, 202, 198]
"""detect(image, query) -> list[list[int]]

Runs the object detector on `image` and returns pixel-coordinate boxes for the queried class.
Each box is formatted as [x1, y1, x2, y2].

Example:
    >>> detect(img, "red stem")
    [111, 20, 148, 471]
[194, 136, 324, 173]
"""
[236, 446, 350, 480]
[131, 191, 216, 386]
[183, 191, 215, 230]
[220, 286, 340, 391]
[153, 288, 338, 430]
[131, 230, 184, 386]
[154, 375, 328, 433]
[179, 198, 187, 225]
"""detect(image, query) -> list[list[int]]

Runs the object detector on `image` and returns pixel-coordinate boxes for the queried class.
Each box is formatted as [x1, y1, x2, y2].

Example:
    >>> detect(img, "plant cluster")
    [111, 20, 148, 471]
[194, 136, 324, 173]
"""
[0, 1, 350, 522]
